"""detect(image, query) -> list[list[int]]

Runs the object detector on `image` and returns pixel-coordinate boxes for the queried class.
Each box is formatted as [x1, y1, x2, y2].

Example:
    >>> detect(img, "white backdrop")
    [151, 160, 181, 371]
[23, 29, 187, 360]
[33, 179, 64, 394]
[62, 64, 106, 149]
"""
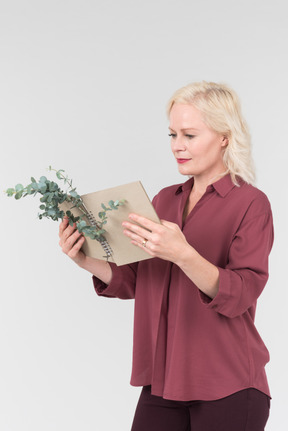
[0, 1, 287, 430]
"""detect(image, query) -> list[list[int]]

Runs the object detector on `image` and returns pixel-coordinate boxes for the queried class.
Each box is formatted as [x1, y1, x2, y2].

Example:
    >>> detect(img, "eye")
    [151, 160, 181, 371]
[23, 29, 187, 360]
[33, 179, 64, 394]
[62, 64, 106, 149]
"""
[185, 134, 195, 139]
[168, 133, 176, 138]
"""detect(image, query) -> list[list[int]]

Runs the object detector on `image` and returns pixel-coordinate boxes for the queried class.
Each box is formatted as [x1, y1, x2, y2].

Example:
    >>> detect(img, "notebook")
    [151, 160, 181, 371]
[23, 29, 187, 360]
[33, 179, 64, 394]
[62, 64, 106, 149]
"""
[60, 181, 160, 266]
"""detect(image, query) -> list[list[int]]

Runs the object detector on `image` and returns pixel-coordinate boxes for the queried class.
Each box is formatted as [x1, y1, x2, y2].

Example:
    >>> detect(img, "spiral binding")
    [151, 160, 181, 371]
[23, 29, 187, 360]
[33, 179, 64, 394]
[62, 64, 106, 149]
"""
[81, 203, 113, 258]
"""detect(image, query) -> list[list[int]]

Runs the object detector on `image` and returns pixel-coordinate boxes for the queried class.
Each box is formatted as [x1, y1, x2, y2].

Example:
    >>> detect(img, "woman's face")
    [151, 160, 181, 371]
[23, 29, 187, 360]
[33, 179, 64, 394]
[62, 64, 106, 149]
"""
[169, 103, 227, 181]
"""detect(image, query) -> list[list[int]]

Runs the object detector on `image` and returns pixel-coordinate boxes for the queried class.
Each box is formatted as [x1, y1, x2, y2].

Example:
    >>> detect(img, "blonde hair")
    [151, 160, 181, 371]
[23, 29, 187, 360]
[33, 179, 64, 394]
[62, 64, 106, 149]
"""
[167, 81, 255, 185]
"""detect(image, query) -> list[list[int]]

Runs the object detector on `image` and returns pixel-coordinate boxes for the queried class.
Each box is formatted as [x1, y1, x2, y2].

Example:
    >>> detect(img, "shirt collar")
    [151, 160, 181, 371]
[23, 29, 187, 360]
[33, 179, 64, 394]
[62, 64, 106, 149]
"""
[175, 174, 237, 197]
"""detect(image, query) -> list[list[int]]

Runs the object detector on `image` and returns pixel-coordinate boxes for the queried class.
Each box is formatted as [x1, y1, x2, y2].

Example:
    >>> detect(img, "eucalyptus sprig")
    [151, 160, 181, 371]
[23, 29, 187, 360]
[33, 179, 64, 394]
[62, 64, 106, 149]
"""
[5, 167, 125, 245]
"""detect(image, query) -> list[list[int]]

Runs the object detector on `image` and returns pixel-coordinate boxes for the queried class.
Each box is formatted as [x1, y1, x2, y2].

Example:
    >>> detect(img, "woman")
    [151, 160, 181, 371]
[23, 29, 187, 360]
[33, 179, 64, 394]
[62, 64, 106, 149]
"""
[59, 81, 274, 431]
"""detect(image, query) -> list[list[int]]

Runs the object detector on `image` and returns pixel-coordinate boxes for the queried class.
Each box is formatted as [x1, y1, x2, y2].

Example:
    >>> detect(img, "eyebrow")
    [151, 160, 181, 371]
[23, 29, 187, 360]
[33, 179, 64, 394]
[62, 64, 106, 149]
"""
[168, 127, 200, 132]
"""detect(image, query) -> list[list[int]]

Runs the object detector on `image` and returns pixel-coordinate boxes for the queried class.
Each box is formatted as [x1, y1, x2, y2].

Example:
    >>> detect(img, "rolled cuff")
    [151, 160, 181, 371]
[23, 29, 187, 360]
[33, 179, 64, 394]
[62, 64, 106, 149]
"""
[92, 262, 137, 299]
[198, 266, 267, 318]
[198, 267, 232, 311]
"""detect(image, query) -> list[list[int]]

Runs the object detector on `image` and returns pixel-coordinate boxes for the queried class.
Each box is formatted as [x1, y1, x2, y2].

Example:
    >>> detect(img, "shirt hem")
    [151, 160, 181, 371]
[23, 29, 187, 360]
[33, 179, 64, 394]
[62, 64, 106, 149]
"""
[130, 382, 271, 402]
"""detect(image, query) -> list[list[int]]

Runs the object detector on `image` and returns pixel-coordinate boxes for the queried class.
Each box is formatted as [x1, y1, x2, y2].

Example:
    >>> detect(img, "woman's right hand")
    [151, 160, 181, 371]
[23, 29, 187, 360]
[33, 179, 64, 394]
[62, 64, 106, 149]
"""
[59, 217, 113, 284]
[59, 217, 86, 267]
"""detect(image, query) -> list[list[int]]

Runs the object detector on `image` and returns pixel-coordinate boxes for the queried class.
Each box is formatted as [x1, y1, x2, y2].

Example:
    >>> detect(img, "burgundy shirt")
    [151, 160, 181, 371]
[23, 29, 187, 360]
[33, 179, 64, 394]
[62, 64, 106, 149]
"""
[93, 174, 274, 401]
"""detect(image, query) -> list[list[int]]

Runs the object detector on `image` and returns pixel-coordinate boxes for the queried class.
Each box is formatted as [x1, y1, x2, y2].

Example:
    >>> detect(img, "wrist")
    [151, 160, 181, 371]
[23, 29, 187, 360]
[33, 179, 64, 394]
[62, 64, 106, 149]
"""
[76, 252, 88, 269]
[175, 244, 197, 269]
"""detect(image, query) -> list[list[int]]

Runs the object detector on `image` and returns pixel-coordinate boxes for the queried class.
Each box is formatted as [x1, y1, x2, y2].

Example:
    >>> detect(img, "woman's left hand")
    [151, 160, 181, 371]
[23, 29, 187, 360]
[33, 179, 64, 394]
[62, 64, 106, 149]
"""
[122, 213, 190, 263]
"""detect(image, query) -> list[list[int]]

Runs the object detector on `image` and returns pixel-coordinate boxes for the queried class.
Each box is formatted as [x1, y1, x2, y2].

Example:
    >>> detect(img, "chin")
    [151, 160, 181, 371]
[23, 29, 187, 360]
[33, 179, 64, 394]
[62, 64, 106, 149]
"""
[178, 166, 195, 176]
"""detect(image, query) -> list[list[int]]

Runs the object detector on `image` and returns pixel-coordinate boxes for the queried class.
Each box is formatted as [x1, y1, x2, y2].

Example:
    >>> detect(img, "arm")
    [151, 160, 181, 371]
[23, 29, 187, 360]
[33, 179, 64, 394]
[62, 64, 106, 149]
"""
[176, 245, 219, 298]
[123, 203, 274, 317]
[200, 210, 274, 318]
[123, 215, 219, 298]
[59, 217, 137, 299]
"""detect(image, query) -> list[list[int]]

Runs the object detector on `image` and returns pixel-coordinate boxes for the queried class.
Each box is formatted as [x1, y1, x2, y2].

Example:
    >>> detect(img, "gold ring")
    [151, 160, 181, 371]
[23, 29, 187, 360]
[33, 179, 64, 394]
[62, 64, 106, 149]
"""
[142, 239, 148, 247]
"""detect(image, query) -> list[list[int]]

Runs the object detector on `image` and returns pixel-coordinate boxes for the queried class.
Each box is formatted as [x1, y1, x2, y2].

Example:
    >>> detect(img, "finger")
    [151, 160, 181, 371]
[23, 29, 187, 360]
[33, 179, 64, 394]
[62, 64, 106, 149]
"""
[130, 239, 155, 256]
[60, 222, 78, 243]
[128, 213, 161, 232]
[59, 217, 76, 238]
[59, 217, 69, 236]
[68, 235, 86, 259]
[122, 221, 153, 241]
[61, 229, 83, 253]
[123, 227, 147, 245]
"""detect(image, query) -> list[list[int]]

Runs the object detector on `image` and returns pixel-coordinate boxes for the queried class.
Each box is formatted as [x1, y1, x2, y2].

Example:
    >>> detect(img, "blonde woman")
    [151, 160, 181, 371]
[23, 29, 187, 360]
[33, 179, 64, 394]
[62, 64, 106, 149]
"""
[59, 82, 273, 431]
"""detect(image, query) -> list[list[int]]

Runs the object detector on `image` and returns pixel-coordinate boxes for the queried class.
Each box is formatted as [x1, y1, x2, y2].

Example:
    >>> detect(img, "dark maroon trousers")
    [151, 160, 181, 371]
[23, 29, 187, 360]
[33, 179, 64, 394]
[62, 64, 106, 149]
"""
[131, 386, 270, 431]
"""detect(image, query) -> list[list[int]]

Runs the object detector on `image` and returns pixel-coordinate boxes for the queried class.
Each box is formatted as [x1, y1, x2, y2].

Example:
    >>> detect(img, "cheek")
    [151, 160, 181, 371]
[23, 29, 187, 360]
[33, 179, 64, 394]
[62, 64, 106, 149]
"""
[189, 142, 211, 158]
[192, 141, 223, 163]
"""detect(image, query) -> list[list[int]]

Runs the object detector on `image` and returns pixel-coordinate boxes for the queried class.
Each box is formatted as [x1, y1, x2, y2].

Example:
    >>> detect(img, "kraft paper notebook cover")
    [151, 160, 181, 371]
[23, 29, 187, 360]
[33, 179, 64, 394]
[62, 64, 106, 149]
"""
[60, 181, 160, 266]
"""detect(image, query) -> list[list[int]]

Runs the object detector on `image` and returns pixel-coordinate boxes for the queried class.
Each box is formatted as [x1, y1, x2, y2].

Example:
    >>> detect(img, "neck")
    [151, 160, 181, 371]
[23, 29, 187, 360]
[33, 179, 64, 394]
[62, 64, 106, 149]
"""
[192, 170, 228, 195]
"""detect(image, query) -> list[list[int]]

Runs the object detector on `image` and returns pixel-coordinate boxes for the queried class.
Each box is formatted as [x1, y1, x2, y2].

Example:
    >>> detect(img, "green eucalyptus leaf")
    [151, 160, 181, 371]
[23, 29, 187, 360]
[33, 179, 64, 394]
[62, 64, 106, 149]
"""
[31, 182, 39, 190]
[47, 209, 56, 216]
[39, 184, 47, 193]
[15, 191, 23, 199]
[77, 220, 87, 229]
[49, 181, 58, 192]
[59, 195, 67, 203]
[47, 193, 53, 203]
[26, 184, 34, 194]
[6, 188, 15, 197]
[15, 184, 24, 192]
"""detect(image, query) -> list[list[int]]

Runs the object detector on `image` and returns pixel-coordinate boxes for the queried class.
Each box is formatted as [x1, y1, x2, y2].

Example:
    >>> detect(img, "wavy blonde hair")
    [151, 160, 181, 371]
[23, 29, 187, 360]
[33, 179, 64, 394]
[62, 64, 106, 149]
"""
[167, 81, 255, 185]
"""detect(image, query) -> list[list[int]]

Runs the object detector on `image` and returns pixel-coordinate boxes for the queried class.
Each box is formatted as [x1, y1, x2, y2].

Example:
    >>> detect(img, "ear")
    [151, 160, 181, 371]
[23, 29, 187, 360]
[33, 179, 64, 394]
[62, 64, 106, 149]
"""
[221, 136, 229, 147]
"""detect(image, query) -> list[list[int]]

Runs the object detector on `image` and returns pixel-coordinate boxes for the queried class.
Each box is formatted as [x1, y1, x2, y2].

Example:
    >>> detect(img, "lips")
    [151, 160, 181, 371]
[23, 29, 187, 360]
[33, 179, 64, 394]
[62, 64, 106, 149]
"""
[177, 158, 191, 164]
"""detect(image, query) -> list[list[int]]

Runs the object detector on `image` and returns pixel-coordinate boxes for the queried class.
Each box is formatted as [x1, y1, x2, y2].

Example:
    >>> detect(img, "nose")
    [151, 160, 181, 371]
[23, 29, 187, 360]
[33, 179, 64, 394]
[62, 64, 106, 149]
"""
[171, 136, 186, 153]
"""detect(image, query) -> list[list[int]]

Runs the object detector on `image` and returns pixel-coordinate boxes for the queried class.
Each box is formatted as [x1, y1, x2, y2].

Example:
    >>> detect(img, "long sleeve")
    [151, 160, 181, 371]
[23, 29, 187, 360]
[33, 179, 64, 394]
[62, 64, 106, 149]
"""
[199, 200, 274, 318]
[93, 262, 138, 299]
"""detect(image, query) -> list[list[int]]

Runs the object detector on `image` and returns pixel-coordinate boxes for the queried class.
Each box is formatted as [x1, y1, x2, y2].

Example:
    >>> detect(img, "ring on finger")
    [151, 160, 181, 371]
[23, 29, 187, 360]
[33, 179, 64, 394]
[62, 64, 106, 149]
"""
[142, 238, 148, 247]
